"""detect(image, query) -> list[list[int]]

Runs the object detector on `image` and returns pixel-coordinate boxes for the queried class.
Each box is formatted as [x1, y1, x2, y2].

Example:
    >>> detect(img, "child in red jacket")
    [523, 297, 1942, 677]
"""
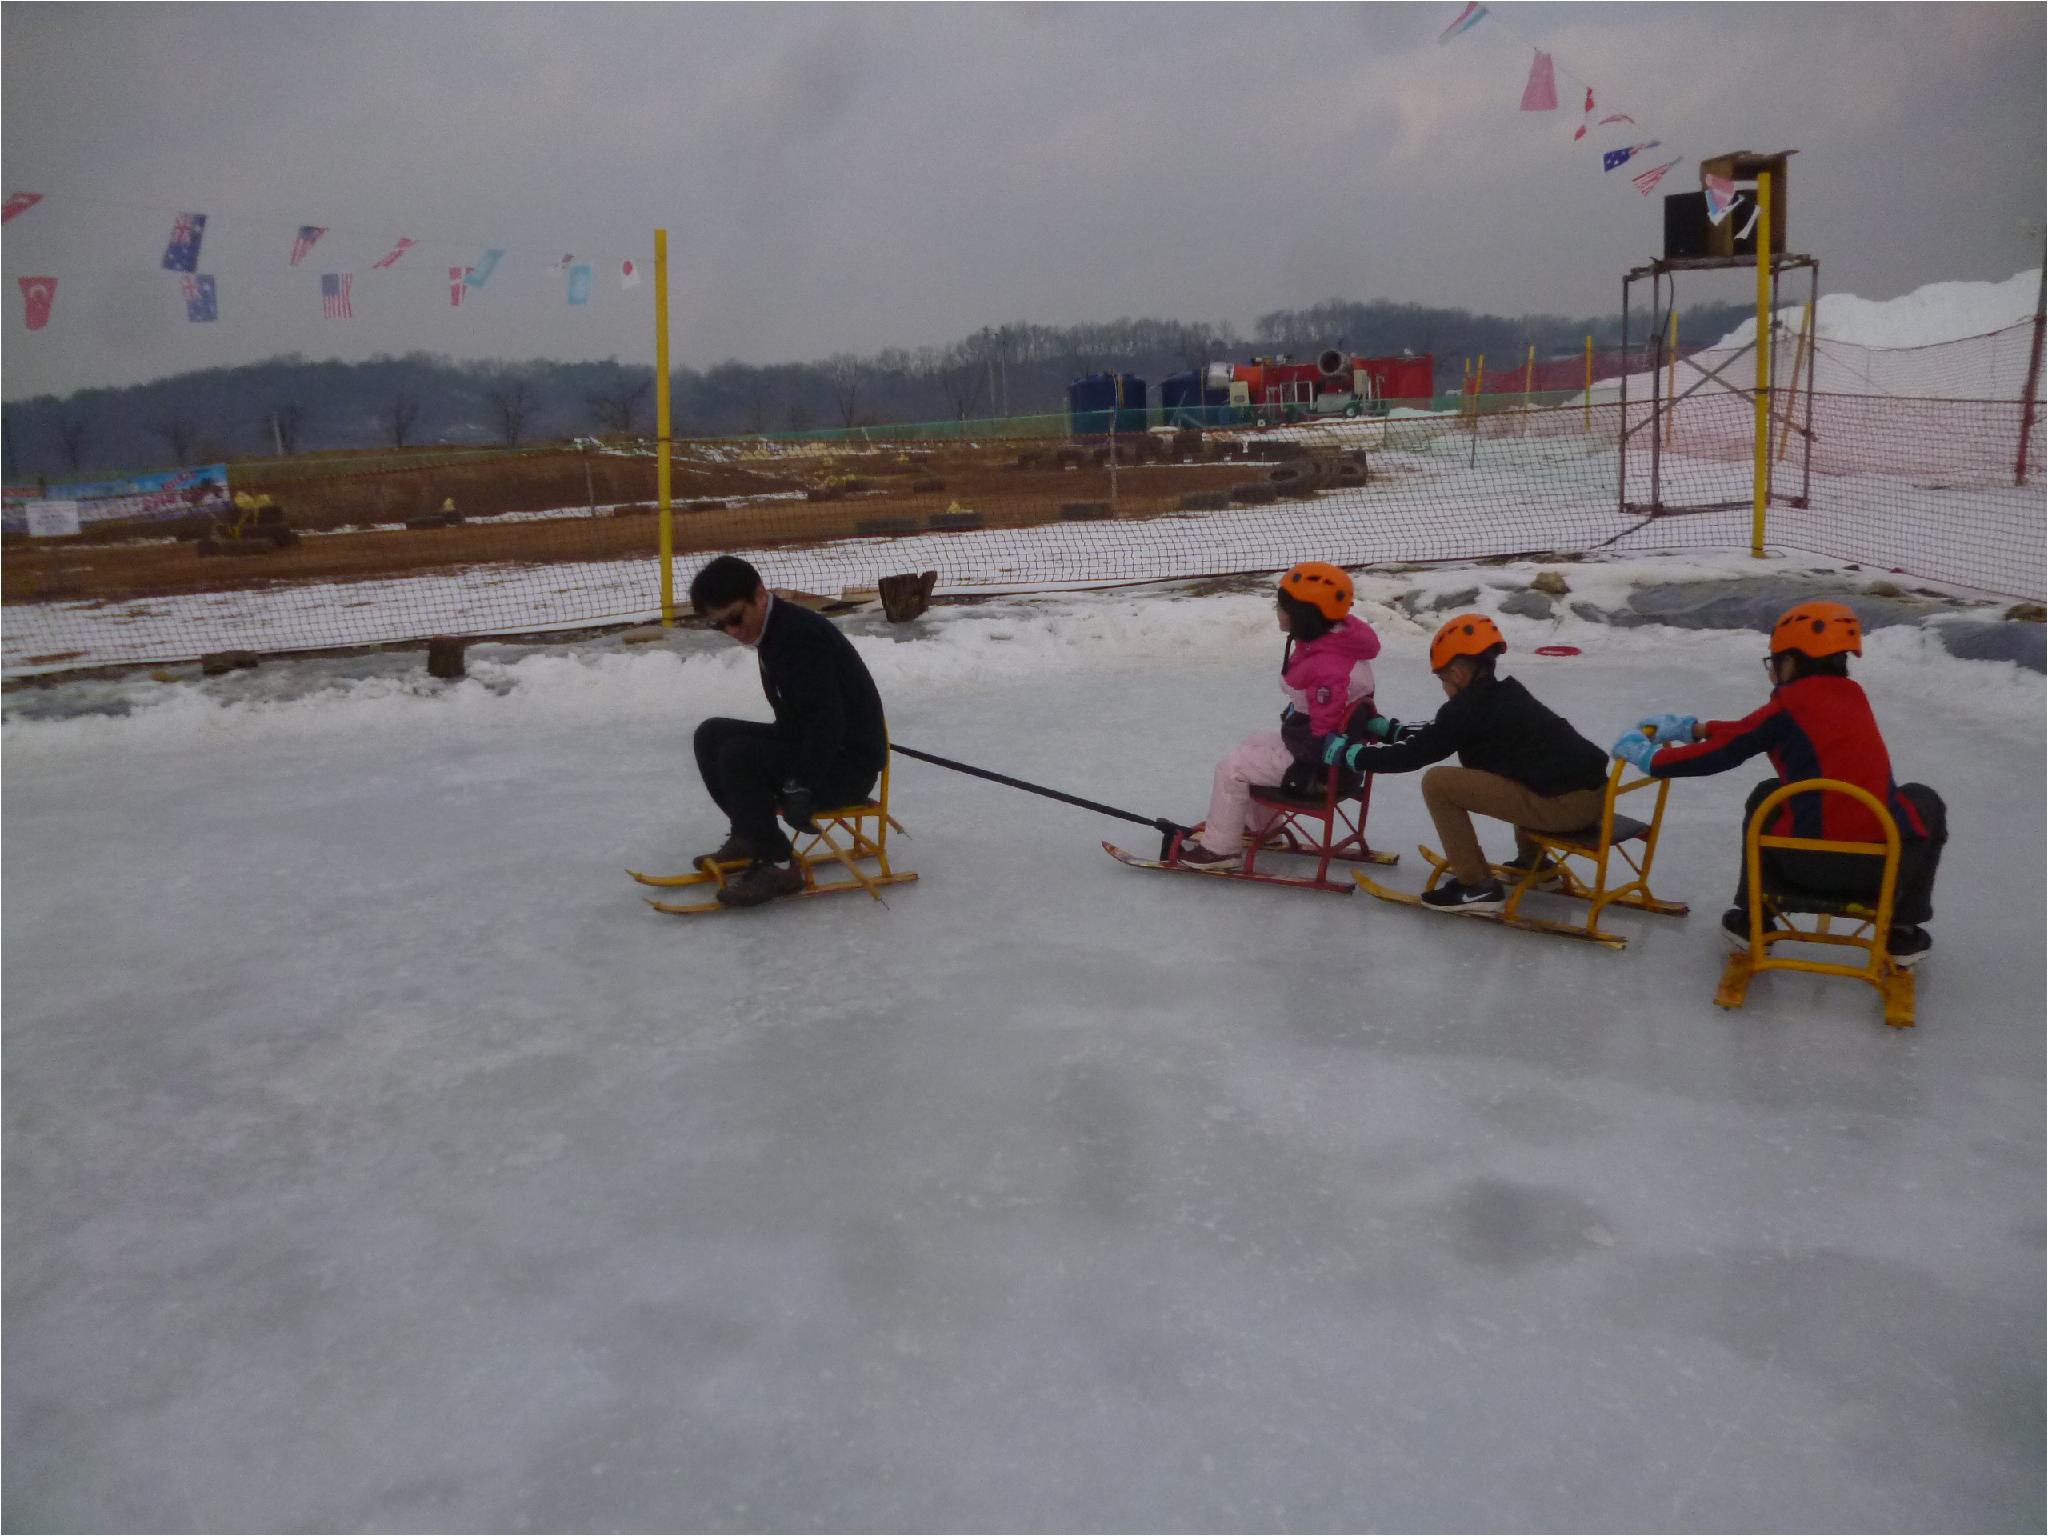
[1176, 563, 1393, 868]
[1613, 600, 1946, 966]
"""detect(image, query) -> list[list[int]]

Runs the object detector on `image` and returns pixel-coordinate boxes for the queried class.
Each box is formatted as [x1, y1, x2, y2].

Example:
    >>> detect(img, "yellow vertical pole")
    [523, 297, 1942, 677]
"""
[1583, 334, 1592, 433]
[1776, 301, 1811, 464]
[1750, 172, 1772, 557]
[1462, 357, 1471, 416]
[1664, 308, 1679, 447]
[655, 228, 674, 624]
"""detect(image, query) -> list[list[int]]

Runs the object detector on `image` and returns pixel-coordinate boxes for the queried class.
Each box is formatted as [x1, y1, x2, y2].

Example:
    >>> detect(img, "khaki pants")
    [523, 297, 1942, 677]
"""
[1421, 767, 1607, 886]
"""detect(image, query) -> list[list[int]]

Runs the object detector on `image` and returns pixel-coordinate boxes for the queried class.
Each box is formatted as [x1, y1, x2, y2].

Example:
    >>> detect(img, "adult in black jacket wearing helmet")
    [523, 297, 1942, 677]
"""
[688, 556, 889, 907]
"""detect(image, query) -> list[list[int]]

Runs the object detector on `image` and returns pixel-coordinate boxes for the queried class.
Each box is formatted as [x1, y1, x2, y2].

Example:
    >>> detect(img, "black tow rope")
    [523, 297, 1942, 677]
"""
[890, 742, 1189, 860]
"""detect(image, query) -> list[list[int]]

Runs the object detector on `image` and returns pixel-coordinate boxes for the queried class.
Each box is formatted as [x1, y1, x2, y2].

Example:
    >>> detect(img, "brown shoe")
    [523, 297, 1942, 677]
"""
[695, 831, 756, 872]
[1175, 842, 1243, 870]
[714, 860, 806, 908]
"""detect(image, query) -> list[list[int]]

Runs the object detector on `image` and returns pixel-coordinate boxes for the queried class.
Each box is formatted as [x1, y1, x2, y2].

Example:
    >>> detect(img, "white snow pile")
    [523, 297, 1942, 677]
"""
[1712, 268, 2042, 351]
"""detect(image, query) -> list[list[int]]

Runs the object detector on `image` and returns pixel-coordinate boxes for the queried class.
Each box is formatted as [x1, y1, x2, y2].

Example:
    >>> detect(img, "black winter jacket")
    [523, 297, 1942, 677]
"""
[1347, 673, 1608, 796]
[755, 598, 888, 793]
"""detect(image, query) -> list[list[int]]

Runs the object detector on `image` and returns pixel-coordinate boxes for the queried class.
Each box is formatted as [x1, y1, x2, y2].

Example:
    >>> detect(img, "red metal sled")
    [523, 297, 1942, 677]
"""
[1108, 767, 1398, 894]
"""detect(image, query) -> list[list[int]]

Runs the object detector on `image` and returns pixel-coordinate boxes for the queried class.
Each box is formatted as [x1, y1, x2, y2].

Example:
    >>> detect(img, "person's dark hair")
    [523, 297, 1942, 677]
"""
[1276, 589, 1337, 642]
[1466, 642, 1505, 679]
[1778, 648, 1850, 680]
[689, 555, 763, 613]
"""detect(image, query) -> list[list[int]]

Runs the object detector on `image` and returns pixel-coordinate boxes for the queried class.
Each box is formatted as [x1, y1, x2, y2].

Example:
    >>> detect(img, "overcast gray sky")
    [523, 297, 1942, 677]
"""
[3, 2, 2042, 400]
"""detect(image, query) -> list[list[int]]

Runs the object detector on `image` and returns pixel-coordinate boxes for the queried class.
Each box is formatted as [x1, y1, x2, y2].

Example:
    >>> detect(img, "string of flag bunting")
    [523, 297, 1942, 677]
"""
[3, 190, 645, 333]
[1436, 2, 1697, 203]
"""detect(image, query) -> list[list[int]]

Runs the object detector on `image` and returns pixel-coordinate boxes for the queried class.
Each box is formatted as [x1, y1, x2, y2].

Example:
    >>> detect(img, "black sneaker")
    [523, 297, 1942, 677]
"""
[1419, 878, 1507, 914]
[1720, 906, 1782, 951]
[1887, 926, 1933, 969]
[1501, 854, 1564, 888]
[714, 860, 806, 908]
[695, 831, 756, 872]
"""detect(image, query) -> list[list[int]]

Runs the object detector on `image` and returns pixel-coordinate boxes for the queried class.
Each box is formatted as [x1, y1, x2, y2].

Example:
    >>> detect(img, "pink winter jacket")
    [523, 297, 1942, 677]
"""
[1281, 615, 1382, 736]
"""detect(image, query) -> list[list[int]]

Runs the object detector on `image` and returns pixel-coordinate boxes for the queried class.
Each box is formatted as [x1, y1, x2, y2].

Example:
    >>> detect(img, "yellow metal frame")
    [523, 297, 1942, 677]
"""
[787, 747, 918, 901]
[1388, 760, 1688, 948]
[1713, 778, 1914, 1028]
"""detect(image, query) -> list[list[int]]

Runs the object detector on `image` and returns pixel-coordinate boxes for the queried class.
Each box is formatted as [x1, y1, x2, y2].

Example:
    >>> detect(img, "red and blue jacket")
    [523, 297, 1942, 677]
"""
[1648, 674, 1929, 843]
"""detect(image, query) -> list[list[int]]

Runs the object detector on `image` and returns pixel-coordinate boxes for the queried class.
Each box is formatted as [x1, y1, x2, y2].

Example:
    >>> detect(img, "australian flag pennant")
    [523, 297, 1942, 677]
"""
[162, 212, 206, 272]
[182, 274, 218, 322]
[567, 264, 592, 306]
[464, 250, 504, 289]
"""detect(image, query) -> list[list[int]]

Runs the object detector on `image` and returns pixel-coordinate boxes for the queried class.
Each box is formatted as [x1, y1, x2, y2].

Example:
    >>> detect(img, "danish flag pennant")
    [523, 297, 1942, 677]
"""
[371, 237, 417, 270]
[1573, 88, 1595, 141]
[17, 275, 56, 330]
[2, 191, 43, 224]
[449, 266, 473, 306]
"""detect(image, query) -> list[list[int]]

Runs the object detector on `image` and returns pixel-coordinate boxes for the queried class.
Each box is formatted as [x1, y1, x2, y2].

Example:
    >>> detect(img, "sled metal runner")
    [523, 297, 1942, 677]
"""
[1353, 762, 1688, 947]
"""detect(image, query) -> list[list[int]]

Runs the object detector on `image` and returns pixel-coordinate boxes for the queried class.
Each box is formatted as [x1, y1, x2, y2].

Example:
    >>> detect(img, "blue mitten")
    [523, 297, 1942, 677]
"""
[1611, 729, 1663, 773]
[1635, 712, 1699, 744]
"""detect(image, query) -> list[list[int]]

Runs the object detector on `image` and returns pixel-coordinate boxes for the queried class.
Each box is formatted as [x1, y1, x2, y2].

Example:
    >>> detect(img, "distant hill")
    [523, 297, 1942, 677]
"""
[0, 298, 1758, 480]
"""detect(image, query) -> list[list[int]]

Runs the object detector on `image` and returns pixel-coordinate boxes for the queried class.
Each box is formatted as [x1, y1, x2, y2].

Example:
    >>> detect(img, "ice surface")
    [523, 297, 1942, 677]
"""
[4, 577, 2043, 1531]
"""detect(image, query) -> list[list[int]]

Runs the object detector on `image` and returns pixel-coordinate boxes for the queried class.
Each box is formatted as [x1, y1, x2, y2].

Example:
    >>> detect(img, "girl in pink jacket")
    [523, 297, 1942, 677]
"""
[1178, 563, 1394, 868]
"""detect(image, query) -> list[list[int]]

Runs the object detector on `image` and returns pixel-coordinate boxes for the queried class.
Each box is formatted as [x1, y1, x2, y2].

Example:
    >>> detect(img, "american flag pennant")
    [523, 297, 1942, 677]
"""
[1573, 88, 1594, 141]
[620, 258, 641, 291]
[182, 274, 218, 322]
[1704, 173, 1740, 225]
[1631, 158, 1681, 196]
[290, 226, 326, 266]
[567, 264, 592, 306]
[371, 237, 417, 270]
[1602, 140, 1659, 173]
[450, 266, 473, 306]
[162, 212, 207, 273]
[1519, 51, 1558, 111]
[321, 272, 353, 319]
[1437, 2, 1487, 43]
[464, 250, 504, 288]
[2, 192, 44, 224]
[17, 275, 56, 331]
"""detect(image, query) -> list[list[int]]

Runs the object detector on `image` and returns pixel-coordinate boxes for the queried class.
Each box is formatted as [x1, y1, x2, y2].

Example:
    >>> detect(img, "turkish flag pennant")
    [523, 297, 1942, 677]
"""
[1520, 52, 1558, 112]
[18, 275, 57, 330]
[2, 191, 43, 224]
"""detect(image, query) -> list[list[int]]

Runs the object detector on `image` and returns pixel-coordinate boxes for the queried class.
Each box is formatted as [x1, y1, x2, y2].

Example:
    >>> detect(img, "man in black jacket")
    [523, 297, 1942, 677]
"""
[687, 556, 889, 907]
[1324, 612, 1610, 913]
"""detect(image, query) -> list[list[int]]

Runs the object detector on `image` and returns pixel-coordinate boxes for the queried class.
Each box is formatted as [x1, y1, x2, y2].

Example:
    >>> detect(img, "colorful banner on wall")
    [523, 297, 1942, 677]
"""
[162, 212, 206, 272]
[567, 264, 592, 305]
[1631, 158, 1680, 196]
[1602, 140, 1659, 173]
[371, 237, 417, 270]
[1, 464, 229, 533]
[182, 274, 218, 322]
[1438, 2, 1487, 43]
[1704, 173, 1740, 224]
[321, 272, 353, 318]
[290, 226, 326, 266]
[465, 250, 504, 288]
[450, 266, 473, 306]
[18, 275, 57, 331]
[620, 258, 641, 291]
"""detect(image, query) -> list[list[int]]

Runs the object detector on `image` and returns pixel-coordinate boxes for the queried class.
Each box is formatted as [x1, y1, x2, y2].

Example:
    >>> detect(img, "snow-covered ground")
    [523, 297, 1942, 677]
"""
[5, 574, 2042, 1531]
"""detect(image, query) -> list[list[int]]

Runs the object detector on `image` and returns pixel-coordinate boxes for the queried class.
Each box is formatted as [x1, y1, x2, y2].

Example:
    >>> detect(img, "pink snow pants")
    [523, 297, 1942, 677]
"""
[1193, 731, 1298, 853]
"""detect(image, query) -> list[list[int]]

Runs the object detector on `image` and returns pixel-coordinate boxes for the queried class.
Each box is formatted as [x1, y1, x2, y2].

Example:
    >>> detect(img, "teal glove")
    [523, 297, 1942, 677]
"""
[1635, 712, 1699, 744]
[1321, 733, 1352, 766]
[1611, 729, 1663, 773]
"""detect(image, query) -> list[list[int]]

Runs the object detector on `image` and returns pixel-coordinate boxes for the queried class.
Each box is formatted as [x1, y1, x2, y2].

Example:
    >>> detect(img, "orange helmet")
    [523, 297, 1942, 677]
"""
[1278, 562, 1354, 622]
[1770, 600, 1862, 660]
[1430, 612, 1506, 673]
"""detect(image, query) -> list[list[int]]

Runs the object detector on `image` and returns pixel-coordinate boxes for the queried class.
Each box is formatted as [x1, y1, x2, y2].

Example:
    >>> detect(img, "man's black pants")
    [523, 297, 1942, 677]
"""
[1733, 777, 1947, 927]
[693, 718, 880, 863]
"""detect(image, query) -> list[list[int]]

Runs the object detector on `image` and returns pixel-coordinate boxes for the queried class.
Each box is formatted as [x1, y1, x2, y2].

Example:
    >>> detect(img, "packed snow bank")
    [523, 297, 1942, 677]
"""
[1712, 269, 2042, 352]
